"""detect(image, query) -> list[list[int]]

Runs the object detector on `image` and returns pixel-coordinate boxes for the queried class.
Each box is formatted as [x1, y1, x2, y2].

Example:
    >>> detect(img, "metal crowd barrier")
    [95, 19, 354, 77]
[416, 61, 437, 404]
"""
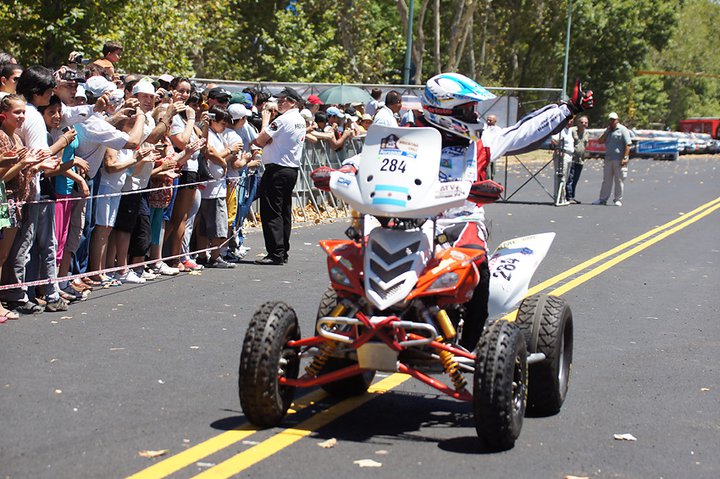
[244, 136, 365, 225]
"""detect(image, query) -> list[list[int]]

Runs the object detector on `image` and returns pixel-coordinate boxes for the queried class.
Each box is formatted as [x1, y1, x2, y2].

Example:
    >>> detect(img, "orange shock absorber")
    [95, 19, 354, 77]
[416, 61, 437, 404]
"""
[305, 303, 346, 377]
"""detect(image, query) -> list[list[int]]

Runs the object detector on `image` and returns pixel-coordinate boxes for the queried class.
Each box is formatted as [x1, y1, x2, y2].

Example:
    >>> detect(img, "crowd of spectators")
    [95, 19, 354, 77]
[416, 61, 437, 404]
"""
[0, 44, 406, 321]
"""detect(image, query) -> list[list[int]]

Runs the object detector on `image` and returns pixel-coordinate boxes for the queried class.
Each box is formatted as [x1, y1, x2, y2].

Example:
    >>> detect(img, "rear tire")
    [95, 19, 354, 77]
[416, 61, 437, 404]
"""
[473, 320, 527, 451]
[239, 301, 300, 428]
[315, 287, 375, 397]
[515, 294, 573, 415]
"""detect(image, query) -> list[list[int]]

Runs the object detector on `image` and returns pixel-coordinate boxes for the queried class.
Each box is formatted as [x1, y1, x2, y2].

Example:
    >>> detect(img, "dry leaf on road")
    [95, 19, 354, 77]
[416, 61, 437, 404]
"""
[613, 433, 637, 441]
[354, 459, 382, 468]
[318, 438, 336, 448]
[138, 449, 169, 458]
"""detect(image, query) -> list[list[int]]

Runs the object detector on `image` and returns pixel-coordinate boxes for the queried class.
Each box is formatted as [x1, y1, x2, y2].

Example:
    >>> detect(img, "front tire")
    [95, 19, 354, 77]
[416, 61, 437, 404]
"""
[473, 320, 527, 451]
[515, 294, 573, 415]
[239, 301, 300, 428]
[315, 287, 375, 397]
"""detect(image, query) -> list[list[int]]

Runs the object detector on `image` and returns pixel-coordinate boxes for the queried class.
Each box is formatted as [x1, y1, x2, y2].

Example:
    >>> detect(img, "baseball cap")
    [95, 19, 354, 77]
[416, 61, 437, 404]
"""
[307, 94, 323, 105]
[158, 73, 174, 84]
[75, 84, 87, 100]
[207, 87, 231, 101]
[300, 108, 313, 121]
[360, 113, 372, 121]
[84, 75, 117, 97]
[229, 92, 245, 105]
[608, 112, 619, 120]
[132, 79, 156, 95]
[228, 104, 252, 121]
[325, 106, 342, 118]
[276, 86, 303, 104]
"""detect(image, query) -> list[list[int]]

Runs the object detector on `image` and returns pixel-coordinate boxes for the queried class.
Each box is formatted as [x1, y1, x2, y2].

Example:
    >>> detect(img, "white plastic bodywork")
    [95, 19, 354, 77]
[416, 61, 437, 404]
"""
[487, 232, 556, 317]
[329, 125, 470, 219]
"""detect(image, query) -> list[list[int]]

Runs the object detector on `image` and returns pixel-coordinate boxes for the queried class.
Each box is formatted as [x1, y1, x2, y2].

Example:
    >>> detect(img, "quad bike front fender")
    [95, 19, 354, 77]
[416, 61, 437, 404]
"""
[487, 232, 555, 318]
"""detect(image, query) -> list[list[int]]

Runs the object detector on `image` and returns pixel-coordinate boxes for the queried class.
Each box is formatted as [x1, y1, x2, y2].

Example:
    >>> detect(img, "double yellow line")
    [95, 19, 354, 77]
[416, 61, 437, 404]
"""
[129, 196, 719, 479]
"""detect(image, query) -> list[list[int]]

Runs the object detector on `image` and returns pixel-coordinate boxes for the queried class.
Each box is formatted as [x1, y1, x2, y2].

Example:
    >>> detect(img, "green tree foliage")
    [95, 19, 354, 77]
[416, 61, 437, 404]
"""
[0, 0, 716, 127]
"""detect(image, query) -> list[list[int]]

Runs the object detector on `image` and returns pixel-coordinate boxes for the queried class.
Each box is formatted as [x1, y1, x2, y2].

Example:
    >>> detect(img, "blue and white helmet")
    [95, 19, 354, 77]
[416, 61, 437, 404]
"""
[422, 73, 496, 141]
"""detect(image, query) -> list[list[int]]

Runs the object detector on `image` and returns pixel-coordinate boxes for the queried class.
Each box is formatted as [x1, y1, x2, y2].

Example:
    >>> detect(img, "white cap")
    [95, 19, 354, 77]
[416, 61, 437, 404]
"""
[300, 108, 313, 121]
[228, 104, 252, 120]
[84, 75, 117, 97]
[608, 112, 619, 120]
[132, 79, 156, 96]
[75, 84, 87, 99]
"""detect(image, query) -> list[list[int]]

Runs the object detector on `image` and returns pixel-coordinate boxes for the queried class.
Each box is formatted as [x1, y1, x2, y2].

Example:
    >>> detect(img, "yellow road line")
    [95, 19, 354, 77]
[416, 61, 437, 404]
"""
[191, 375, 410, 479]
[547, 201, 720, 297]
[502, 196, 720, 320]
[131, 196, 719, 478]
[526, 196, 720, 297]
[126, 390, 327, 479]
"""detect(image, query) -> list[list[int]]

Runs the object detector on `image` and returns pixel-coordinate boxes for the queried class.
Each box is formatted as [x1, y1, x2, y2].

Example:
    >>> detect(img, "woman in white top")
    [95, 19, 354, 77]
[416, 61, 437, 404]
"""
[166, 81, 203, 270]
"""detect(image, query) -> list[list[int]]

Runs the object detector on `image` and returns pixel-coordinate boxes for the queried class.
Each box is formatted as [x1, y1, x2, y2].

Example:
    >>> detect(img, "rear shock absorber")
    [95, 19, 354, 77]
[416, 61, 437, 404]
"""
[305, 303, 346, 377]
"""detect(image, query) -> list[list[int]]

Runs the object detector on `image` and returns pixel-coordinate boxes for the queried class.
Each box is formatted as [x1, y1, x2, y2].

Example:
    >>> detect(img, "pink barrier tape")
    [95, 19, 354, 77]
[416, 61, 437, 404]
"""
[0, 232, 238, 292]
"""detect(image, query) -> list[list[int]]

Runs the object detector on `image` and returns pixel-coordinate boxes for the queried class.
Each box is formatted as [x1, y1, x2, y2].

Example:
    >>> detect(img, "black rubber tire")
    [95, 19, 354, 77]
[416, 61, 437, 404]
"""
[315, 286, 375, 397]
[473, 320, 528, 451]
[515, 293, 573, 416]
[238, 301, 300, 428]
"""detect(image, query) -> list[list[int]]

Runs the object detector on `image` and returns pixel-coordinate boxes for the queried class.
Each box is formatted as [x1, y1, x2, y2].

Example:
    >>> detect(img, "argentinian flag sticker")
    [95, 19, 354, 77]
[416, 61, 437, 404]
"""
[372, 184, 409, 207]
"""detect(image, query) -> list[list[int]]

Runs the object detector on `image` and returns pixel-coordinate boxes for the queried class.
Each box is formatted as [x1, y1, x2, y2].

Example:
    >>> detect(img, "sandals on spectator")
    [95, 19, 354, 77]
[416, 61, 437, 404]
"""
[0, 306, 19, 321]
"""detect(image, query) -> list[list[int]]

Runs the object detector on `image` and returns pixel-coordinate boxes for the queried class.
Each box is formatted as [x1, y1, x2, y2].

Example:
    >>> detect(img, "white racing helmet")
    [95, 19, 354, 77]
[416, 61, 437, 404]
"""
[422, 73, 496, 141]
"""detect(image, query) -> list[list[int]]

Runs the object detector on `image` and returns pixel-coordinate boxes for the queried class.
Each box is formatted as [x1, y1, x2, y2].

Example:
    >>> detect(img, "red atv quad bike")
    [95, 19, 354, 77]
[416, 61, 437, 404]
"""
[239, 126, 573, 450]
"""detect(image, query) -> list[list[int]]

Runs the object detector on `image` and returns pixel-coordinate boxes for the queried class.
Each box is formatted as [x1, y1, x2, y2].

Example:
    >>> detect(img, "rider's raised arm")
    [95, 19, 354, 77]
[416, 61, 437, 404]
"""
[483, 103, 574, 162]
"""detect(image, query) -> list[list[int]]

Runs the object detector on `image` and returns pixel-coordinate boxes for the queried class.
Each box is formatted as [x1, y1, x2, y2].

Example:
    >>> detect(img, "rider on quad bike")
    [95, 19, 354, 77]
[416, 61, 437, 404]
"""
[311, 73, 593, 349]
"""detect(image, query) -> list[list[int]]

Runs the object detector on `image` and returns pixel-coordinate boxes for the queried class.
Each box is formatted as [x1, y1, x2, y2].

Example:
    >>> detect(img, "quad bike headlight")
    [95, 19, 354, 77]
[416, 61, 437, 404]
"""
[427, 271, 459, 291]
[330, 266, 352, 286]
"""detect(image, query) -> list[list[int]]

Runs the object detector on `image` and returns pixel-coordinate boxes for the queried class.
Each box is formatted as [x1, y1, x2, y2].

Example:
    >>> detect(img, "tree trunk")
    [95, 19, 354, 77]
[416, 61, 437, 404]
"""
[446, 0, 479, 72]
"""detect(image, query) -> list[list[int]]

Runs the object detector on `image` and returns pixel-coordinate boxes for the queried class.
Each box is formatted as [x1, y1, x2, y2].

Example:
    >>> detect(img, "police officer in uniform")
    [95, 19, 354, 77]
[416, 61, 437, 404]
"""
[253, 87, 306, 265]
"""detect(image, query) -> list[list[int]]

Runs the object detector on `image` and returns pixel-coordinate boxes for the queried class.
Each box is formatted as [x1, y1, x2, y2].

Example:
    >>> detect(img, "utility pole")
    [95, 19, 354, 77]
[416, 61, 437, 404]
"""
[561, 0, 573, 99]
[403, 0, 415, 84]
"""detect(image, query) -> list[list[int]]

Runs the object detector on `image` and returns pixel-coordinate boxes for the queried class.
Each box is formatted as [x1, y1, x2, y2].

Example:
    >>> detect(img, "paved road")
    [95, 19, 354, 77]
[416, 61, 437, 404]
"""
[1, 156, 719, 479]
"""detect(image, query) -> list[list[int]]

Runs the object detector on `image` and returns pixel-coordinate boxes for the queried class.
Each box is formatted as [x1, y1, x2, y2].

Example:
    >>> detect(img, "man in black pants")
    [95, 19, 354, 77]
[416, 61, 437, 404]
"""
[253, 87, 306, 265]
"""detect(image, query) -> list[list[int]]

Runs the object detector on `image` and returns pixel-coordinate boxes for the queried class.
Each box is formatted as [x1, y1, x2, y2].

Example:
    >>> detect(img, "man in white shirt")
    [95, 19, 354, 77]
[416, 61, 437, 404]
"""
[252, 87, 306, 265]
[372, 90, 402, 127]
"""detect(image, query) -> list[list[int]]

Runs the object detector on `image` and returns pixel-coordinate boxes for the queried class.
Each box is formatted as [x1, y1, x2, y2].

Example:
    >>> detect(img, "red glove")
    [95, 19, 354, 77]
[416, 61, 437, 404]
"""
[310, 165, 358, 191]
[468, 179, 504, 205]
[568, 79, 593, 113]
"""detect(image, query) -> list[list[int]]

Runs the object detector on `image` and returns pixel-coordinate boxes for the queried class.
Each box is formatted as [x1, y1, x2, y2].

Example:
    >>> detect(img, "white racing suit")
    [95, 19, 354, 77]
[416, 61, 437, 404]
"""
[345, 103, 575, 348]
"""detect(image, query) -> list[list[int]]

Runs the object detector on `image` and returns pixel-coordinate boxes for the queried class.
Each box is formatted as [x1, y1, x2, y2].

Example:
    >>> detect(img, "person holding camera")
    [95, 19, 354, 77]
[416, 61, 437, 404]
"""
[252, 87, 306, 265]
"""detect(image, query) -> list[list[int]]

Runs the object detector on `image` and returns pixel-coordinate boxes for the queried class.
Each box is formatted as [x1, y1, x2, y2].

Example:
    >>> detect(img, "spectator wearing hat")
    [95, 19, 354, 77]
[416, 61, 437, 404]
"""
[70, 75, 146, 279]
[306, 94, 323, 116]
[594, 112, 631, 206]
[227, 103, 260, 258]
[372, 90, 402, 127]
[206, 87, 231, 109]
[316, 106, 355, 155]
[252, 86, 305, 265]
